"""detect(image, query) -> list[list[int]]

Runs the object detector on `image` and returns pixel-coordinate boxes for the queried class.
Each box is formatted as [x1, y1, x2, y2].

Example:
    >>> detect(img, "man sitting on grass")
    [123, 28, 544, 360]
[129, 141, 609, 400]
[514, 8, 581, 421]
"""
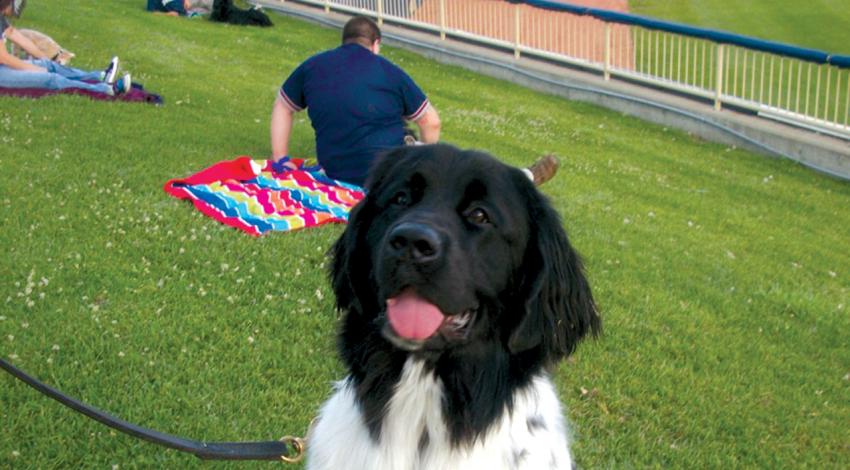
[270, 15, 558, 187]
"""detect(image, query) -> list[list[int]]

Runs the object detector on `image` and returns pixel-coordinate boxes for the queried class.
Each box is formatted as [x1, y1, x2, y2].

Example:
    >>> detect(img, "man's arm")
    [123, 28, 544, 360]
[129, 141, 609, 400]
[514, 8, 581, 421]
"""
[413, 104, 441, 144]
[6, 27, 49, 60]
[270, 97, 295, 160]
[0, 35, 47, 72]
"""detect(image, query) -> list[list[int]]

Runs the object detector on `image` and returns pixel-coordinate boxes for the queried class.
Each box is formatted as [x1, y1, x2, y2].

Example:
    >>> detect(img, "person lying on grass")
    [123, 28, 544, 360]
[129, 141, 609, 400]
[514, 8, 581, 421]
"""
[0, 0, 132, 95]
[147, 0, 185, 16]
[146, 0, 203, 18]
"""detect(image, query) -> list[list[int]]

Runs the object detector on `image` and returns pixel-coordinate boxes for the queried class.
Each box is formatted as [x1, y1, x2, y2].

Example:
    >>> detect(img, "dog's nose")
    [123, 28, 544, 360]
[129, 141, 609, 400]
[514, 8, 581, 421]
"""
[388, 222, 443, 264]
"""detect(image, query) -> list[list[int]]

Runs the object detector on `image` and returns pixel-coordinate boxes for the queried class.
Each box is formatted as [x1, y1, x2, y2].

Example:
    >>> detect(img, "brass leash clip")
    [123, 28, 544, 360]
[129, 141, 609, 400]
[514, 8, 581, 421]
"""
[279, 435, 306, 464]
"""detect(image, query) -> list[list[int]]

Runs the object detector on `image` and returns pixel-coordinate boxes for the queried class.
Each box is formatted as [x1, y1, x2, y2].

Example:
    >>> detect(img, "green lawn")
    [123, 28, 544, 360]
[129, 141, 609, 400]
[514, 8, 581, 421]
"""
[631, 0, 850, 54]
[1, 0, 849, 468]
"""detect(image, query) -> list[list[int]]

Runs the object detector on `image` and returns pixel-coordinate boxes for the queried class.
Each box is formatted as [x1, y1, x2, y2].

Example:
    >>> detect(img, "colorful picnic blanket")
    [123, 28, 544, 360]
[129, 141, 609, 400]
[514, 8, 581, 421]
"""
[0, 82, 163, 105]
[164, 156, 365, 236]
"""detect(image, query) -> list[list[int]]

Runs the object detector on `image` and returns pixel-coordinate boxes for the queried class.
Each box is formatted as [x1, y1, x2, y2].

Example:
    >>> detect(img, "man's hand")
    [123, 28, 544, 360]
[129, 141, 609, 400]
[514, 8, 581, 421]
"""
[271, 157, 298, 174]
[0, 35, 48, 72]
[6, 27, 49, 60]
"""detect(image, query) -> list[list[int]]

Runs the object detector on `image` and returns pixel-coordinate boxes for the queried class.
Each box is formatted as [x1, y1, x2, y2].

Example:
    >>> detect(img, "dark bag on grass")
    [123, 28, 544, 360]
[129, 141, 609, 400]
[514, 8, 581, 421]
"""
[210, 0, 272, 27]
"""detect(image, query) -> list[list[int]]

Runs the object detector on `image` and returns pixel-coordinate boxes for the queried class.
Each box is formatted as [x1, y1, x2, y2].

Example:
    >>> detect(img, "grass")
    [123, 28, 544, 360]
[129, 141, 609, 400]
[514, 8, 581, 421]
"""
[1, 0, 849, 468]
[631, 0, 850, 54]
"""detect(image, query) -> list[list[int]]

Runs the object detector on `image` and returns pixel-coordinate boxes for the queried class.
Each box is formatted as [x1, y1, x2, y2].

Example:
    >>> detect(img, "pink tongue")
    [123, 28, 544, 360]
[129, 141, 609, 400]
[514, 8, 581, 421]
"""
[386, 290, 445, 341]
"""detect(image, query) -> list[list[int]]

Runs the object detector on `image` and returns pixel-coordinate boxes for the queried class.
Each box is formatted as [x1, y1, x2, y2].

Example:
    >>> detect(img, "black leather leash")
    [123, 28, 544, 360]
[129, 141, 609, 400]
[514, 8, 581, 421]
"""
[0, 358, 305, 462]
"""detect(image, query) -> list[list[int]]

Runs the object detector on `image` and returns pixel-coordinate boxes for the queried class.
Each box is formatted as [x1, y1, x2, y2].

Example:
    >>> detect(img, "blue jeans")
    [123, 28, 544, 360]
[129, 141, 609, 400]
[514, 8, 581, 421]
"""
[0, 59, 111, 93]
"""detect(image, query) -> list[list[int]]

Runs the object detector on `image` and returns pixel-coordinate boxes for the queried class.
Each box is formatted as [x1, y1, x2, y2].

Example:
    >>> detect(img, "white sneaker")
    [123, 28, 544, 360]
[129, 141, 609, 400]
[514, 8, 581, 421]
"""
[102, 56, 119, 84]
[113, 73, 132, 95]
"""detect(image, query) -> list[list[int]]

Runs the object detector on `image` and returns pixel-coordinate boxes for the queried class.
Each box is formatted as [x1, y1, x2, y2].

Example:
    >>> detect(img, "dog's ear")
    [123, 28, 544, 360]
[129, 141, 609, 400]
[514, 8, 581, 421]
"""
[329, 148, 409, 314]
[330, 199, 367, 314]
[508, 177, 600, 359]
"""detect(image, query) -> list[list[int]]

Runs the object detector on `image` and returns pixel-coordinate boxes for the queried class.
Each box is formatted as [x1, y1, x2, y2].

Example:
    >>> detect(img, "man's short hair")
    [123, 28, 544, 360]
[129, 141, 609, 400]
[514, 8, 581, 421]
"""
[342, 16, 381, 47]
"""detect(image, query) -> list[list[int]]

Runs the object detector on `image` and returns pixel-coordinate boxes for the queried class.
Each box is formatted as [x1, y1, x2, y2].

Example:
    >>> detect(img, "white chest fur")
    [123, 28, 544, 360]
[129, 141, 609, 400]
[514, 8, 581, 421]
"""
[307, 358, 574, 470]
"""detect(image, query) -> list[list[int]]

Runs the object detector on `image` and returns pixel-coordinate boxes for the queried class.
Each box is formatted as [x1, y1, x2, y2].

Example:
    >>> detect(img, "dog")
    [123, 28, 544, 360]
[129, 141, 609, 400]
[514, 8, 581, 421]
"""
[11, 29, 75, 65]
[309, 144, 601, 469]
[210, 0, 273, 27]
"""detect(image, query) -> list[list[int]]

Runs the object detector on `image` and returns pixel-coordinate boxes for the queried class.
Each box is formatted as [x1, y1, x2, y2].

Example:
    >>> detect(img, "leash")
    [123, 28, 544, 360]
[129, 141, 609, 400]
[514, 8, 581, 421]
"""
[0, 357, 305, 462]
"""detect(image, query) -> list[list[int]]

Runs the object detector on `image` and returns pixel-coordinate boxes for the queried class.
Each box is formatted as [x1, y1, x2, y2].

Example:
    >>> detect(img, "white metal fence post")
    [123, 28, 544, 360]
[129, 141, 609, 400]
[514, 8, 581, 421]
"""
[377, 0, 383, 26]
[604, 23, 612, 80]
[715, 43, 725, 111]
[439, 0, 446, 40]
[324, 0, 330, 14]
[514, 4, 521, 59]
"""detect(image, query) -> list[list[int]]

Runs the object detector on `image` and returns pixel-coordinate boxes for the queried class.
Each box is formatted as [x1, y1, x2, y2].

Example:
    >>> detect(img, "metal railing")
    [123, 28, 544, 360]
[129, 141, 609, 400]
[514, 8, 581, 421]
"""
[261, 0, 850, 140]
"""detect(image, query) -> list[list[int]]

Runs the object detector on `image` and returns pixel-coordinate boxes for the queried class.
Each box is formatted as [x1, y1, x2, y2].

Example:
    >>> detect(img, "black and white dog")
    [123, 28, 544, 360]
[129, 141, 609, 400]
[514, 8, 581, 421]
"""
[309, 144, 600, 469]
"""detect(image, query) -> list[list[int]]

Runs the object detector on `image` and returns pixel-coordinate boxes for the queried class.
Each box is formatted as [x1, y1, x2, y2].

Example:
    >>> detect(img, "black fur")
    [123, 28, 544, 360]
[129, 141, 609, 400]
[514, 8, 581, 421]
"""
[210, 0, 273, 27]
[330, 144, 600, 446]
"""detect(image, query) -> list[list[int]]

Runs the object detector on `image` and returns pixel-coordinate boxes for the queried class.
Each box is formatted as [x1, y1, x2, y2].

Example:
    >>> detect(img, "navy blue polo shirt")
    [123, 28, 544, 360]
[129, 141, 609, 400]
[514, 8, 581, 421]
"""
[279, 43, 429, 186]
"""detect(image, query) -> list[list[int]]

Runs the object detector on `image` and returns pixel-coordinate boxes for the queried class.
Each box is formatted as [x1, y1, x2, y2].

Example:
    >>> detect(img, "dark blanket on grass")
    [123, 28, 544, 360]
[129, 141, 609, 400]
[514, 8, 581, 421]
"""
[0, 82, 163, 105]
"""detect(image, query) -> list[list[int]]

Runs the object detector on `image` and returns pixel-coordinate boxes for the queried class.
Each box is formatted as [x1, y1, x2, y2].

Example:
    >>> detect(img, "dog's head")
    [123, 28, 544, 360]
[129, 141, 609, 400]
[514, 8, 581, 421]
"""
[331, 144, 599, 366]
[55, 50, 75, 65]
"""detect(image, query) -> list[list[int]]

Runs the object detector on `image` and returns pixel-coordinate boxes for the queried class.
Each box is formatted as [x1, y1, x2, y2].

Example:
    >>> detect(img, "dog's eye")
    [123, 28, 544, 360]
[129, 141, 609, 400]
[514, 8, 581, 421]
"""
[390, 191, 410, 206]
[465, 208, 490, 225]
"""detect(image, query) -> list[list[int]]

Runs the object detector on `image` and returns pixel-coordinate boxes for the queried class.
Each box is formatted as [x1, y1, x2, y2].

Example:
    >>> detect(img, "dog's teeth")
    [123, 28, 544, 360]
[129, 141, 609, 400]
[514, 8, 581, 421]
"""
[450, 311, 471, 327]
